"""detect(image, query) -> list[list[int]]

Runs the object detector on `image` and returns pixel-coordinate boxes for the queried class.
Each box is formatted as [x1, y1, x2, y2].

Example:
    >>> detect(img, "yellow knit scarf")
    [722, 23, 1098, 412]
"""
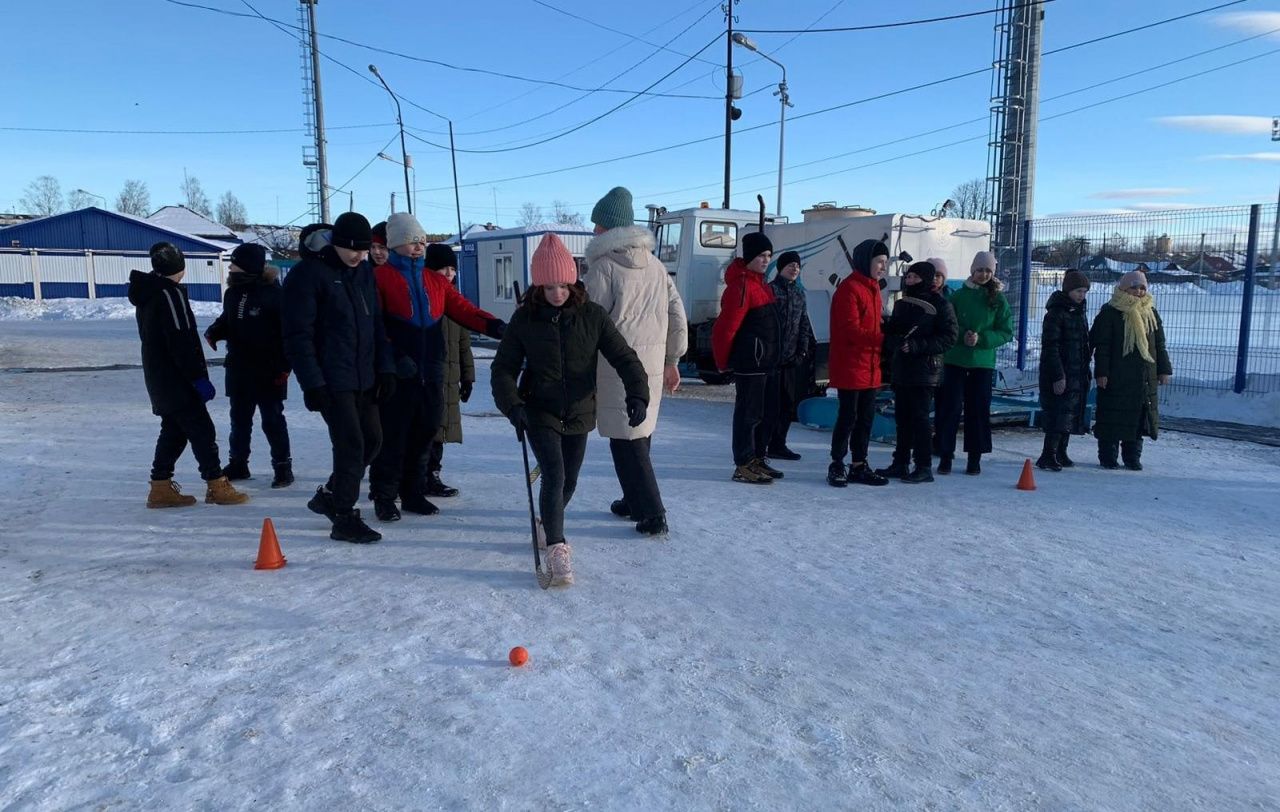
[1108, 289, 1158, 362]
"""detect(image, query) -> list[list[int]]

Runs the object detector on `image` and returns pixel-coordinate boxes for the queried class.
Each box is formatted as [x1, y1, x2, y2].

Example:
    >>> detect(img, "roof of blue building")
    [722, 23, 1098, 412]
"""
[0, 207, 229, 254]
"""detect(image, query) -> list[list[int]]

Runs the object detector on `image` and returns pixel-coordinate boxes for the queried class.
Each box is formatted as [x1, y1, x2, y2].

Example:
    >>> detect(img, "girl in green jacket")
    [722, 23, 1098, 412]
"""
[933, 251, 1014, 475]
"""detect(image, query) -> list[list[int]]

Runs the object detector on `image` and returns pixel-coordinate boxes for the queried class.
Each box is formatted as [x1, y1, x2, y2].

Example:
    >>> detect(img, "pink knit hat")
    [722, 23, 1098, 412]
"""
[530, 233, 578, 286]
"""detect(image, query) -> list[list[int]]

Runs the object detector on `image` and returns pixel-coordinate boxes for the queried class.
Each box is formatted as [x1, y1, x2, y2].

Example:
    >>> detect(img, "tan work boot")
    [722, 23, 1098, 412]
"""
[205, 476, 250, 505]
[147, 479, 197, 509]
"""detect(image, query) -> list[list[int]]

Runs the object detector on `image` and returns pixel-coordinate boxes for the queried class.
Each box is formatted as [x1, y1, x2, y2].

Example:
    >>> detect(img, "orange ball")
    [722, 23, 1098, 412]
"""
[508, 646, 529, 667]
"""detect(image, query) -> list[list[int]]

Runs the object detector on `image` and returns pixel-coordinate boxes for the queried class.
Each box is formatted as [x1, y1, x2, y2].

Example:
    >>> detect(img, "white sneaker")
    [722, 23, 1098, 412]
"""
[546, 542, 574, 587]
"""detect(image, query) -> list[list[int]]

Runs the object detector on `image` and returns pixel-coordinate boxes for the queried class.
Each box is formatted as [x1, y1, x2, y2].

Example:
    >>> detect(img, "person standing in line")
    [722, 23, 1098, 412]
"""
[826, 239, 890, 488]
[878, 262, 958, 483]
[933, 250, 1014, 475]
[766, 250, 816, 461]
[421, 243, 475, 498]
[282, 214, 396, 543]
[368, 214, 505, 522]
[204, 243, 294, 488]
[491, 234, 649, 587]
[1036, 270, 1093, 472]
[369, 221, 389, 269]
[711, 232, 784, 485]
[584, 186, 688, 536]
[1090, 271, 1172, 471]
[927, 256, 950, 299]
[130, 241, 249, 509]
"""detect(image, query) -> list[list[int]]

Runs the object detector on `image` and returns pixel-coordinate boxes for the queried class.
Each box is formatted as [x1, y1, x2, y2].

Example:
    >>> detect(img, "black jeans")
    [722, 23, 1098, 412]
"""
[425, 439, 445, 474]
[526, 426, 589, 544]
[369, 377, 442, 502]
[768, 365, 803, 451]
[227, 394, 291, 466]
[609, 436, 664, 520]
[151, 404, 223, 481]
[732, 371, 779, 466]
[934, 365, 994, 458]
[892, 386, 934, 469]
[321, 389, 383, 513]
[830, 388, 876, 465]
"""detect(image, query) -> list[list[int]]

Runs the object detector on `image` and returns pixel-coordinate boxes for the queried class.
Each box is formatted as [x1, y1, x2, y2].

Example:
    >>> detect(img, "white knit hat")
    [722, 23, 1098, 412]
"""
[386, 212, 426, 249]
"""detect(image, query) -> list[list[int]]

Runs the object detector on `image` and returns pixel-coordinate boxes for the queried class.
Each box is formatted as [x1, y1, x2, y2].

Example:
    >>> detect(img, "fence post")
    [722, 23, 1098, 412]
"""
[1016, 219, 1033, 370]
[30, 249, 42, 303]
[1234, 204, 1262, 394]
[85, 250, 97, 300]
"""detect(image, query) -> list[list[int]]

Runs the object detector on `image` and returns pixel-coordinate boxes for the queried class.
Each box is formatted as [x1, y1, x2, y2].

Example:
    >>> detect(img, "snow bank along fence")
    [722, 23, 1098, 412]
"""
[0, 248, 228, 303]
[1000, 203, 1280, 396]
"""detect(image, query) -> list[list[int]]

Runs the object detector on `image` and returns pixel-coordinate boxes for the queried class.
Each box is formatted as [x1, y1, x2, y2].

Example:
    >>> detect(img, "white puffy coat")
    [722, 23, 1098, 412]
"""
[585, 225, 688, 439]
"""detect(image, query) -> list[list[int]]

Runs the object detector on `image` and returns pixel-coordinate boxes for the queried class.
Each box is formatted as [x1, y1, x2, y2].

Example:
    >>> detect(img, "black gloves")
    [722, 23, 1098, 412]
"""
[395, 355, 418, 380]
[375, 372, 397, 404]
[303, 386, 331, 413]
[507, 404, 529, 437]
[486, 318, 507, 340]
[459, 380, 473, 403]
[625, 395, 647, 428]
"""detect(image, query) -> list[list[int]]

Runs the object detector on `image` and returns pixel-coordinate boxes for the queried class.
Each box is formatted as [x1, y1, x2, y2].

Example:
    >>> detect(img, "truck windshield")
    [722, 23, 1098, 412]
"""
[699, 221, 737, 249]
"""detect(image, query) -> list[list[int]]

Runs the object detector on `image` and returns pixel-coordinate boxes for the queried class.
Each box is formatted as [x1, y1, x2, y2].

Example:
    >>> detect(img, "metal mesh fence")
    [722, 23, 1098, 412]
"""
[998, 204, 1280, 395]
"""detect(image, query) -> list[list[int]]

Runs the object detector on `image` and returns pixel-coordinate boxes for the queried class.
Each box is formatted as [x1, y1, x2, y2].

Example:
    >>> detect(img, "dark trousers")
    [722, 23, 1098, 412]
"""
[934, 365, 994, 458]
[609, 436, 665, 520]
[369, 378, 442, 502]
[227, 393, 291, 466]
[892, 386, 934, 469]
[426, 439, 445, 474]
[321, 389, 383, 513]
[732, 372, 779, 466]
[526, 426, 589, 544]
[151, 404, 223, 481]
[830, 388, 876, 464]
[768, 365, 802, 451]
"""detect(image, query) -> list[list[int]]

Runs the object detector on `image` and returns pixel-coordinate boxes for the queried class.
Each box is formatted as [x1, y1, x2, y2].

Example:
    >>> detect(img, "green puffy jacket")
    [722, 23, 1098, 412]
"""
[942, 282, 1014, 369]
[492, 298, 648, 435]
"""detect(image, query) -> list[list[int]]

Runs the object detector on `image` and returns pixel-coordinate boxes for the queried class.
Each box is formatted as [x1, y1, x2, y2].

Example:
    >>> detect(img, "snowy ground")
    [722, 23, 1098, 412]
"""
[2, 321, 1279, 810]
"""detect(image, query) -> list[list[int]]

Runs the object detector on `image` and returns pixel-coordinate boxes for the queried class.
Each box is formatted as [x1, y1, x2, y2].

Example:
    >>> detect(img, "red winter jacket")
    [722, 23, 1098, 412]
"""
[827, 272, 883, 390]
[374, 261, 495, 381]
[711, 259, 779, 373]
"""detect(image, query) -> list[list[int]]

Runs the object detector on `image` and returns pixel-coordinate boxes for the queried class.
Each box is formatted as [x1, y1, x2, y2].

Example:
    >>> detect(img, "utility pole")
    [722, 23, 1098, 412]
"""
[302, 1, 330, 223]
[722, 1, 738, 211]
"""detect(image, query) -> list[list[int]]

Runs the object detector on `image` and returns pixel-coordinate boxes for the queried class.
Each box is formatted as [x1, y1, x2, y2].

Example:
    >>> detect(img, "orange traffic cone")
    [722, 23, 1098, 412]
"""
[254, 518, 287, 570]
[1016, 458, 1037, 491]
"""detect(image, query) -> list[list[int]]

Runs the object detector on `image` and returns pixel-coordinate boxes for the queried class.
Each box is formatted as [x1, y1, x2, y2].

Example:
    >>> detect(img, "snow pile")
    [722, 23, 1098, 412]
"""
[0, 296, 222, 322]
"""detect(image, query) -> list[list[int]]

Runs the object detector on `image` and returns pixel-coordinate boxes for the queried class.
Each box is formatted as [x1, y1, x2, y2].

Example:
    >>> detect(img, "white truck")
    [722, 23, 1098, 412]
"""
[646, 200, 991, 382]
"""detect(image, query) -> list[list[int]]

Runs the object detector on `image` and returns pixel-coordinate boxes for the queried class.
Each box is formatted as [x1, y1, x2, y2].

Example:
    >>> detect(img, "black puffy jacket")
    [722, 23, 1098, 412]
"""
[1038, 290, 1092, 435]
[128, 270, 210, 416]
[885, 287, 958, 389]
[205, 270, 290, 399]
[281, 230, 394, 394]
[770, 275, 816, 368]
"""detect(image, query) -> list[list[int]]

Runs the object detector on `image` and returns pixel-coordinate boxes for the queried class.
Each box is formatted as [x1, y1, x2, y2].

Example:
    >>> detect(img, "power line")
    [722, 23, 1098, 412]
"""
[1042, 0, 1253, 55]
[0, 123, 394, 136]
[739, 0, 1055, 34]
[528, 0, 721, 67]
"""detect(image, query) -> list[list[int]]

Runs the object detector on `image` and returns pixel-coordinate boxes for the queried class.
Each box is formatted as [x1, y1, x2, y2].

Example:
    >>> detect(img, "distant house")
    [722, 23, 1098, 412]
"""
[147, 205, 242, 251]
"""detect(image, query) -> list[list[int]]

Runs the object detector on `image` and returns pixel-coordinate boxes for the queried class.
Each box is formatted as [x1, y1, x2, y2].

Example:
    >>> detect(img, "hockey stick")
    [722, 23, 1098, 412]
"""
[511, 279, 552, 589]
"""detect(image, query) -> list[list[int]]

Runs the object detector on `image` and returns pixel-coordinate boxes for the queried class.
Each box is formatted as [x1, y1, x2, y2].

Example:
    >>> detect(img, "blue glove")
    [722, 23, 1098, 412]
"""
[194, 378, 216, 402]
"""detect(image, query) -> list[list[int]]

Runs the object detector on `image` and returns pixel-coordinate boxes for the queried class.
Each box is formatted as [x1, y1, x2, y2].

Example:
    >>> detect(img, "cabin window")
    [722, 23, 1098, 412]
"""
[494, 254, 514, 299]
[657, 222, 682, 266]
[699, 221, 737, 249]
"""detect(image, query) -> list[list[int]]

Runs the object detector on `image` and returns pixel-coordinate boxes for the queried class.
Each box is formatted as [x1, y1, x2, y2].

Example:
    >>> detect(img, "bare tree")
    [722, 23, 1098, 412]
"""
[67, 189, 94, 210]
[20, 176, 64, 216]
[518, 202, 544, 228]
[216, 191, 248, 229]
[948, 178, 989, 220]
[180, 175, 212, 216]
[115, 180, 152, 217]
[551, 200, 585, 228]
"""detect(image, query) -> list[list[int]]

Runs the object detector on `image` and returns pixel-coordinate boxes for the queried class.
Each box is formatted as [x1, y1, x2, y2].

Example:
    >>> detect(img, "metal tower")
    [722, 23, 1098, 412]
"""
[298, 1, 329, 223]
[985, 0, 1045, 269]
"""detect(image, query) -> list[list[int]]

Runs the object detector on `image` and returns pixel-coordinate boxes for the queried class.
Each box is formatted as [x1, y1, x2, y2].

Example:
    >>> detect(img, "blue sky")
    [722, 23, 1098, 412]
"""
[3, 0, 1278, 232]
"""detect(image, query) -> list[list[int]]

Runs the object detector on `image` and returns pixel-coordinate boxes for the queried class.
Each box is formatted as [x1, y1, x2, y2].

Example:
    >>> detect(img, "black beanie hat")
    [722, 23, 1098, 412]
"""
[331, 212, 372, 251]
[229, 243, 267, 276]
[424, 243, 457, 271]
[371, 221, 388, 246]
[741, 231, 773, 265]
[149, 242, 186, 276]
[904, 261, 936, 295]
[775, 250, 801, 272]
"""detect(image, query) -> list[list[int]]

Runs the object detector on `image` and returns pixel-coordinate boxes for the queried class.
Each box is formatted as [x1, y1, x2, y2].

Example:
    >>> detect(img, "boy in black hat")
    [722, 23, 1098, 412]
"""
[767, 249, 816, 461]
[129, 242, 249, 508]
[205, 242, 293, 487]
[282, 213, 397, 543]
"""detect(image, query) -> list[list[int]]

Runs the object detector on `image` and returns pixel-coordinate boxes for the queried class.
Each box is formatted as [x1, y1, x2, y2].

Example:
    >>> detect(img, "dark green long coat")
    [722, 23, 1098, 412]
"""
[491, 298, 649, 435]
[1089, 302, 1172, 441]
[434, 317, 475, 444]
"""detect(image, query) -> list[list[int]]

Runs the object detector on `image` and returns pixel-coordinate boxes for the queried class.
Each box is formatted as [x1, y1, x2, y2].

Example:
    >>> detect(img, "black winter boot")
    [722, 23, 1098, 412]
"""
[1036, 435, 1062, 472]
[330, 509, 381, 543]
[937, 455, 953, 475]
[1121, 439, 1144, 471]
[374, 498, 401, 522]
[902, 466, 935, 484]
[875, 460, 910, 479]
[271, 462, 294, 489]
[1098, 440, 1120, 470]
[400, 493, 440, 515]
[827, 461, 848, 488]
[307, 485, 336, 519]
[424, 472, 459, 498]
[610, 499, 631, 519]
[635, 514, 669, 536]
[222, 459, 251, 481]
[965, 453, 982, 476]
[1057, 435, 1075, 468]
[766, 445, 802, 461]
[847, 463, 889, 486]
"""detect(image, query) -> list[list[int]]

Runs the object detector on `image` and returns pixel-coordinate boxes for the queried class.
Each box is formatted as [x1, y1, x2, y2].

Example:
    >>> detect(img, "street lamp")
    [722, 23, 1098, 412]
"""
[732, 33, 792, 220]
[368, 63, 412, 215]
[74, 188, 107, 209]
[378, 152, 416, 214]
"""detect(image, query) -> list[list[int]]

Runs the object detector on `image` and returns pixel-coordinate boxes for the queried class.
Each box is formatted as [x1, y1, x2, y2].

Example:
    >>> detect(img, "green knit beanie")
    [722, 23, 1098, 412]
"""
[591, 186, 634, 230]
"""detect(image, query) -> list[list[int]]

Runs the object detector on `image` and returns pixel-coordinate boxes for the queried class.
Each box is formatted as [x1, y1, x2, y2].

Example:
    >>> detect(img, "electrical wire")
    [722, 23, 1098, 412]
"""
[528, 0, 722, 67]
[0, 123, 395, 136]
[739, 0, 1056, 34]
